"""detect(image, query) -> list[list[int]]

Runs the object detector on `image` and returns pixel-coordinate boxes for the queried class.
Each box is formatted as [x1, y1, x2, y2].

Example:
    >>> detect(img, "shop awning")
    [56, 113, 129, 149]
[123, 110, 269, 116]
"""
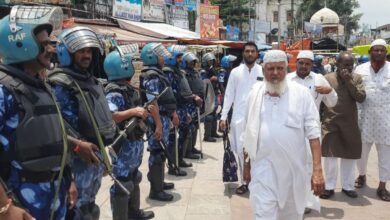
[75, 22, 177, 44]
[117, 19, 200, 40]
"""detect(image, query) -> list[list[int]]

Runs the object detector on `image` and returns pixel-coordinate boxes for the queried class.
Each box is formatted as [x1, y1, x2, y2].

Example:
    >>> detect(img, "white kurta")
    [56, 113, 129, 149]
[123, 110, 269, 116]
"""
[244, 82, 321, 215]
[287, 71, 337, 210]
[355, 61, 390, 145]
[287, 71, 338, 110]
[221, 63, 263, 153]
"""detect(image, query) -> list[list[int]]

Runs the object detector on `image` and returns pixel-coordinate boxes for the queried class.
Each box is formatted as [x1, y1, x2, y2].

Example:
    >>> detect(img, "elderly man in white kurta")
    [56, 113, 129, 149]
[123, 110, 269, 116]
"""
[355, 39, 390, 202]
[242, 50, 325, 219]
[219, 42, 263, 194]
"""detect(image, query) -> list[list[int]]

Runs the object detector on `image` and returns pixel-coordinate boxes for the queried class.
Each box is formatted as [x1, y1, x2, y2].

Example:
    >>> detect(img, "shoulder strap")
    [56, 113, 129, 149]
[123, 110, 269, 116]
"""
[48, 68, 75, 88]
[105, 82, 122, 94]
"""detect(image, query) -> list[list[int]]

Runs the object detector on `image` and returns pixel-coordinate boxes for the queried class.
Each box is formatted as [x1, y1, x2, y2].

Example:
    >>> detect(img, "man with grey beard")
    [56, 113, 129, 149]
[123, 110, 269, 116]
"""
[241, 50, 325, 220]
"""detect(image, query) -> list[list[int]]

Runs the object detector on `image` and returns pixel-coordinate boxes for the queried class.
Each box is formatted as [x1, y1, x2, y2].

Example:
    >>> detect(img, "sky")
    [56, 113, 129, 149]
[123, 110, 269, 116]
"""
[356, 0, 390, 28]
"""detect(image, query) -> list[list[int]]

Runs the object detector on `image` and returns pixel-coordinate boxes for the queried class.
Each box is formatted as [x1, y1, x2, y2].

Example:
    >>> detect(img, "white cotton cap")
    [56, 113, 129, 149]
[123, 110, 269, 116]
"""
[262, 50, 287, 64]
[370, 39, 388, 48]
[297, 50, 314, 61]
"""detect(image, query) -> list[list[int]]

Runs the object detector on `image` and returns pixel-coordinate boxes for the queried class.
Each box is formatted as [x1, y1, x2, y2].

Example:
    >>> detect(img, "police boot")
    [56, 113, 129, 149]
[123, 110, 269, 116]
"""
[128, 176, 154, 220]
[111, 179, 134, 220]
[211, 118, 222, 138]
[184, 131, 200, 160]
[203, 121, 216, 142]
[148, 164, 173, 201]
[168, 165, 187, 176]
[190, 127, 202, 155]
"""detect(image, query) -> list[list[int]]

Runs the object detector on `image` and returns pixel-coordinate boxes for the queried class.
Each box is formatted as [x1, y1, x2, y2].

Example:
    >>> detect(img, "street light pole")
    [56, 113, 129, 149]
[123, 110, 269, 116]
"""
[278, 0, 281, 48]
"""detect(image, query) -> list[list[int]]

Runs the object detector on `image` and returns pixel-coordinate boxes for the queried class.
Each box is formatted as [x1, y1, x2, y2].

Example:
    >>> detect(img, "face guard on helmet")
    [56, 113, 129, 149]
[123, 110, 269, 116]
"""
[181, 52, 198, 69]
[141, 43, 171, 66]
[0, 5, 63, 65]
[104, 43, 138, 81]
[56, 26, 103, 67]
[165, 45, 187, 66]
[201, 52, 216, 68]
[221, 55, 237, 69]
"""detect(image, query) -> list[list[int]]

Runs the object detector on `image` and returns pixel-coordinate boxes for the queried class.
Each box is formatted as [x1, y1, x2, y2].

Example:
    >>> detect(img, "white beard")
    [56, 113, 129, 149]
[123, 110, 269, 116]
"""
[265, 78, 287, 95]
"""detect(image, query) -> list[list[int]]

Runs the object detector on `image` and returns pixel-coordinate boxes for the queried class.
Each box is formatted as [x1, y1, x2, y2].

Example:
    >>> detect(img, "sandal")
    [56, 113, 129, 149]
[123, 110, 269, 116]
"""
[377, 189, 390, 202]
[354, 175, 366, 188]
[235, 185, 248, 195]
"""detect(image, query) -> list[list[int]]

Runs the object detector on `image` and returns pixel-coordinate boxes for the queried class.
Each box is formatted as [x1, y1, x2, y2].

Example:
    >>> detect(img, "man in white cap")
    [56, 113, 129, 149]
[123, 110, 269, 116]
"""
[242, 50, 325, 219]
[287, 50, 337, 213]
[287, 50, 337, 110]
[355, 39, 390, 202]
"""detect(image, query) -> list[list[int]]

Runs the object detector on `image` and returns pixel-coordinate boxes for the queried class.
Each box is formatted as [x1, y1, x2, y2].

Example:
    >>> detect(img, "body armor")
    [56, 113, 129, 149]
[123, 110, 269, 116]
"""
[0, 65, 65, 172]
[163, 66, 193, 104]
[140, 67, 177, 114]
[49, 68, 116, 144]
[184, 68, 205, 98]
[105, 82, 146, 141]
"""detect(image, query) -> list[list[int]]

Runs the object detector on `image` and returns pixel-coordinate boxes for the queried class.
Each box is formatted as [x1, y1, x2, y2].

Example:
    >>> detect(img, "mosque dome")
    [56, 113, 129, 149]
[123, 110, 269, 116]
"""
[310, 7, 340, 24]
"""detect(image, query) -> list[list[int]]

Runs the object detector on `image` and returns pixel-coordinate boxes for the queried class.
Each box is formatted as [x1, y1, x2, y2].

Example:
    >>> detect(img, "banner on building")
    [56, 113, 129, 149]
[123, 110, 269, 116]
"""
[199, 4, 219, 40]
[166, 5, 189, 30]
[112, 0, 142, 21]
[174, 0, 196, 11]
[142, 0, 166, 22]
[304, 21, 322, 34]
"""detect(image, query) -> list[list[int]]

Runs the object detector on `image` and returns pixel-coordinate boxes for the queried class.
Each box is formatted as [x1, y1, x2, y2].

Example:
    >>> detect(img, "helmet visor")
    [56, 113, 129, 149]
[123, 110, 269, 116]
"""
[152, 43, 171, 59]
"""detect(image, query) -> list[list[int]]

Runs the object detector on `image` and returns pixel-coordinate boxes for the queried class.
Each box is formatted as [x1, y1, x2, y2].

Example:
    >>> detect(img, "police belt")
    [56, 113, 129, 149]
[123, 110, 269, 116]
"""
[19, 170, 60, 183]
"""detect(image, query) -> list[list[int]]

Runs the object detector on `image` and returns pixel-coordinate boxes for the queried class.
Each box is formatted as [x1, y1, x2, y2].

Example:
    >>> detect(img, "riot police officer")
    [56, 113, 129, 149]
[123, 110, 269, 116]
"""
[217, 54, 237, 122]
[49, 27, 117, 219]
[0, 6, 98, 220]
[200, 52, 221, 142]
[104, 45, 155, 220]
[181, 52, 204, 159]
[139, 43, 176, 202]
[163, 45, 196, 176]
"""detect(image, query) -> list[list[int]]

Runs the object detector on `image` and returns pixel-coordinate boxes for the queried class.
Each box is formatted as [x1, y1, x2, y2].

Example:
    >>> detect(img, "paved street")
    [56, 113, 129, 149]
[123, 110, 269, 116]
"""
[97, 136, 389, 220]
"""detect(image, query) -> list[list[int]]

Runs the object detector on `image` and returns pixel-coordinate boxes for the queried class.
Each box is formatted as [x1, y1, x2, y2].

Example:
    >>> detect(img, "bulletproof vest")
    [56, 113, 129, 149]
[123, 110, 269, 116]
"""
[184, 68, 205, 98]
[140, 66, 177, 114]
[201, 68, 218, 91]
[49, 68, 116, 145]
[105, 82, 146, 142]
[0, 65, 65, 172]
[163, 66, 193, 104]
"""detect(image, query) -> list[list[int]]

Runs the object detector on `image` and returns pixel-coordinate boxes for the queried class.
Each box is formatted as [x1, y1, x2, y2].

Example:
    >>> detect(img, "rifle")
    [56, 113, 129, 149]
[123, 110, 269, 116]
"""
[106, 87, 169, 159]
[64, 122, 130, 196]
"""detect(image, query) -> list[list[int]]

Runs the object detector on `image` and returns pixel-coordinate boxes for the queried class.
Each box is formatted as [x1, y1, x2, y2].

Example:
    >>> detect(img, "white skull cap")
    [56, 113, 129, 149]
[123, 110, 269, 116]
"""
[263, 50, 287, 64]
[370, 39, 388, 49]
[297, 50, 314, 61]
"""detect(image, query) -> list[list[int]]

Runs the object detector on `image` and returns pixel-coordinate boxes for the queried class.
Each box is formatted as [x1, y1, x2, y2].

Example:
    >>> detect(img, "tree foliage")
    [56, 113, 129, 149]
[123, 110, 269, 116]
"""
[296, 0, 362, 43]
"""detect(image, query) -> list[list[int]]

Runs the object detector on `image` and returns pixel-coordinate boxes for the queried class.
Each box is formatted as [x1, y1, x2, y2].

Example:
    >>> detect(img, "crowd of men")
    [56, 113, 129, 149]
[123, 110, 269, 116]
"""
[1, 5, 390, 220]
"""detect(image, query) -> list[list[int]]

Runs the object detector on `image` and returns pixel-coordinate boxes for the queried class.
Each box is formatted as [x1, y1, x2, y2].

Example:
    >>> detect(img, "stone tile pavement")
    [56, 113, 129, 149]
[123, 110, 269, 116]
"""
[97, 137, 390, 220]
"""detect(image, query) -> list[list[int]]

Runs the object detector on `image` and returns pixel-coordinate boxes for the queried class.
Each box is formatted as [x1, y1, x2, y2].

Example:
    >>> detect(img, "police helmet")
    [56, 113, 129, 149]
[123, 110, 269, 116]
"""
[56, 26, 103, 66]
[0, 5, 63, 64]
[201, 52, 216, 68]
[259, 51, 266, 62]
[360, 55, 369, 63]
[221, 55, 237, 69]
[141, 43, 171, 66]
[104, 44, 138, 81]
[181, 52, 199, 69]
[165, 45, 187, 66]
[314, 55, 324, 65]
